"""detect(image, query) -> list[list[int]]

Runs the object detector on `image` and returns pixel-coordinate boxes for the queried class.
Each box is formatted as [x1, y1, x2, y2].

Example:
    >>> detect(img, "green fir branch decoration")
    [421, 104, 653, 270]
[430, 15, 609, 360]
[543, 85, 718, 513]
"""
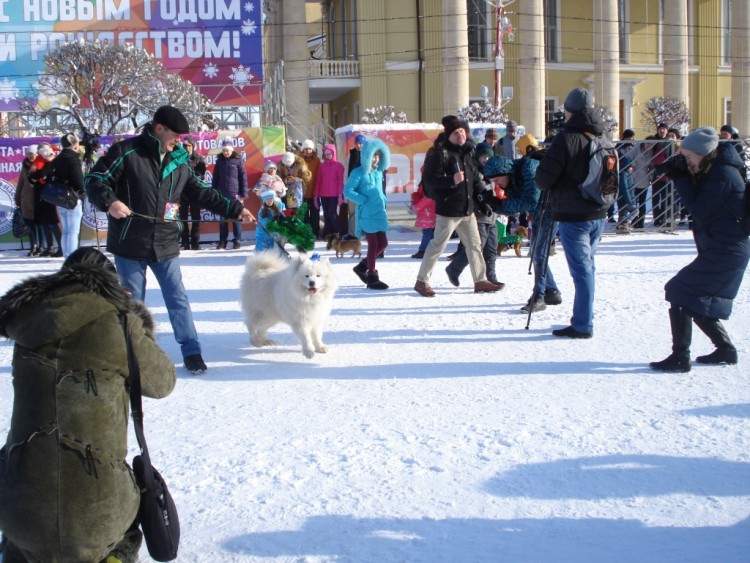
[265, 202, 316, 251]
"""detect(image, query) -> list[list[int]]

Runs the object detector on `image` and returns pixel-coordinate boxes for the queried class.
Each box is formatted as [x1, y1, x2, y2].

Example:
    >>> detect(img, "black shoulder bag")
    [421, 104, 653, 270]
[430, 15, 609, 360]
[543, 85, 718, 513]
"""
[121, 314, 180, 561]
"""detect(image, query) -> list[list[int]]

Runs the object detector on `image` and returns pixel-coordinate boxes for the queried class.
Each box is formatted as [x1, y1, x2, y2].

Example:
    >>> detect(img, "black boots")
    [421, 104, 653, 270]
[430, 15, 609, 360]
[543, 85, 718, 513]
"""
[693, 316, 738, 365]
[650, 306, 692, 373]
[27, 245, 39, 257]
[366, 270, 388, 290]
[353, 259, 368, 283]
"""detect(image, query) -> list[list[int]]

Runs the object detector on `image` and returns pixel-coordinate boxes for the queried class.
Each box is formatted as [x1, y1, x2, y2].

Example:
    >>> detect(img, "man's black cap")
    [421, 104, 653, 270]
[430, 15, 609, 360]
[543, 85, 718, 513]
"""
[153, 105, 190, 134]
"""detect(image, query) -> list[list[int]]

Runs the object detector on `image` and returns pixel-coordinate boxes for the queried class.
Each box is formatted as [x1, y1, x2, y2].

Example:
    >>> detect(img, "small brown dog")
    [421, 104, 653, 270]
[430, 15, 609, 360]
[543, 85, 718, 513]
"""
[497, 225, 529, 257]
[325, 234, 362, 258]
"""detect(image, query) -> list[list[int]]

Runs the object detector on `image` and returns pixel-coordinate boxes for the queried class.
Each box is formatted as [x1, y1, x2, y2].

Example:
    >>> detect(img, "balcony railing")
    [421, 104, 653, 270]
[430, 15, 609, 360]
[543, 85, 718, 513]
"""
[308, 59, 359, 78]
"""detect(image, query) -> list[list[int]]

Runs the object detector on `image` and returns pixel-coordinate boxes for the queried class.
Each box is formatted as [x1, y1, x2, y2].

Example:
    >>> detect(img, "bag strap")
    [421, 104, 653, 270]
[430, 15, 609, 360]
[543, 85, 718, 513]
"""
[120, 314, 156, 482]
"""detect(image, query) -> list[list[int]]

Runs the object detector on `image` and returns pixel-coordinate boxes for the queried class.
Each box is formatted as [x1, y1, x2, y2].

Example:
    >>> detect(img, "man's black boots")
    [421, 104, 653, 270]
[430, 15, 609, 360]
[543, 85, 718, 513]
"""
[650, 306, 692, 373]
[693, 316, 738, 365]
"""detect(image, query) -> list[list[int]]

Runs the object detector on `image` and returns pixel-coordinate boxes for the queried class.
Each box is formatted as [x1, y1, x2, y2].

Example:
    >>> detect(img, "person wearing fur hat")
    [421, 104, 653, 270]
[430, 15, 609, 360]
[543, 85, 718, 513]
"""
[0, 247, 176, 563]
[178, 135, 207, 250]
[213, 137, 249, 250]
[413, 116, 502, 297]
[314, 144, 345, 237]
[535, 87, 607, 338]
[650, 127, 750, 372]
[298, 139, 322, 239]
[344, 138, 391, 290]
[85, 105, 255, 376]
[255, 188, 286, 254]
[277, 151, 311, 216]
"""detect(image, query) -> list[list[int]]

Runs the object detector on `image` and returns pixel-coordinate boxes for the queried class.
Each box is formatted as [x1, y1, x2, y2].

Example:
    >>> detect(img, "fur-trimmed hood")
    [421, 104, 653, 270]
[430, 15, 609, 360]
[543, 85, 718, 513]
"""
[360, 138, 390, 173]
[0, 265, 154, 346]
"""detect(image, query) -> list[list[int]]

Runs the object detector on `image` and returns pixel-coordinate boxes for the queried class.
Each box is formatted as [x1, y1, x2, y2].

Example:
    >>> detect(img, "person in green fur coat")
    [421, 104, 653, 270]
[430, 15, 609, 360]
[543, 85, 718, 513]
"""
[0, 247, 176, 563]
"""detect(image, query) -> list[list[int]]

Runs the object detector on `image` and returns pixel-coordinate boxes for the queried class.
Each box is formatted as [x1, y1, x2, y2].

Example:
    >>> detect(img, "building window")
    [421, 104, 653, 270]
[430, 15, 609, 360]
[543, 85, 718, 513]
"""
[545, 0, 561, 63]
[467, 0, 491, 60]
[722, 0, 732, 66]
[544, 97, 560, 137]
[328, 3, 336, 59]
[724, 98, 732, 126]
[618, 0, 630, 64]
[354, 102, 360, 124]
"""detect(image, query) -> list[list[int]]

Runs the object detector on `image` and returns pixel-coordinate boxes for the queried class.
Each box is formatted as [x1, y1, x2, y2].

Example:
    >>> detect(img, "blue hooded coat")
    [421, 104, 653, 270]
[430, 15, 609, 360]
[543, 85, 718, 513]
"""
[665, 142, 750, 319]
[344, 138, 390, 237]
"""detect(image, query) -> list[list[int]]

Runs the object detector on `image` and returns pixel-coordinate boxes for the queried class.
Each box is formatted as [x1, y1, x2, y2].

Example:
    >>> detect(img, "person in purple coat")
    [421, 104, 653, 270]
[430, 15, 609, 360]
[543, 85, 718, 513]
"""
[212, 137, 248, 249]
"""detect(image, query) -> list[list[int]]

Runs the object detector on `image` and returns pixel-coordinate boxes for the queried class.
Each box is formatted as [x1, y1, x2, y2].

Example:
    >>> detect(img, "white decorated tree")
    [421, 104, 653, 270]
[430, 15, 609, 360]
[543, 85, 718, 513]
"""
[640, 97, 691, 134]
[30, 41, 212, 135]
[457, 100, 509, 124]
[361, 105, 408, 124]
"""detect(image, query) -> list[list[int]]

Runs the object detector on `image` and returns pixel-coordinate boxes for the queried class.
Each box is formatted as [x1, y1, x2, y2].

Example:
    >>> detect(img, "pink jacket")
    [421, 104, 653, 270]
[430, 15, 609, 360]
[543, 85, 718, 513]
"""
[412, 186, 436, 229]
[313, 144, 345, 205]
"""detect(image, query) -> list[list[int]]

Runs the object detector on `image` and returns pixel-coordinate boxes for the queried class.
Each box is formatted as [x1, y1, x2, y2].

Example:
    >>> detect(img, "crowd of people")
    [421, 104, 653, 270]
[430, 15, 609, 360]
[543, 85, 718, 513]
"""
[2, 94, 749, 561]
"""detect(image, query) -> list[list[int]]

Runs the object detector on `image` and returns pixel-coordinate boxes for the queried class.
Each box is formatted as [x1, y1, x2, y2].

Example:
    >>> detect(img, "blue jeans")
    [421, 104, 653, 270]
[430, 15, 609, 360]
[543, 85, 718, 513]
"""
[114, 255, 200, 358]
[219, 221, 242, 242]
[59, 199, 83, 258]
[531, 216, 559, 296]
[418, 228, 435, 253]
[557, 219, 605, 333]
[447, 220, 499, 282]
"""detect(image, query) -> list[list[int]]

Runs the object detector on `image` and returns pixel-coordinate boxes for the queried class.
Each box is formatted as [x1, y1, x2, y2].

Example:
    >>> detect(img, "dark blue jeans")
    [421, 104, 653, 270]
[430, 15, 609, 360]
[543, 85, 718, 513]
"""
[114, 255, 201, 358]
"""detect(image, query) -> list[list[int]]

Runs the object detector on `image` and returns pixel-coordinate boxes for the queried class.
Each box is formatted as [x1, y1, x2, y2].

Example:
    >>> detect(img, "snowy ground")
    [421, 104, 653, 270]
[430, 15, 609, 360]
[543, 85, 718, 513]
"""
[0, 228, 749, 563]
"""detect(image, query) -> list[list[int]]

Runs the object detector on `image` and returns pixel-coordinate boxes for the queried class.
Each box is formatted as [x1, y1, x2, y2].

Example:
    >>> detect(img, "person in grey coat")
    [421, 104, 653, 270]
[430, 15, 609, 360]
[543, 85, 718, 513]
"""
[650, 127, 750, 372]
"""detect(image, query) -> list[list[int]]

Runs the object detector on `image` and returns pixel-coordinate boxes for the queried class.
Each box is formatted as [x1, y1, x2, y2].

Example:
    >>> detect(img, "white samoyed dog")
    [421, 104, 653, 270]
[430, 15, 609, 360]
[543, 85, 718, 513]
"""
[239, 252, 338, 358]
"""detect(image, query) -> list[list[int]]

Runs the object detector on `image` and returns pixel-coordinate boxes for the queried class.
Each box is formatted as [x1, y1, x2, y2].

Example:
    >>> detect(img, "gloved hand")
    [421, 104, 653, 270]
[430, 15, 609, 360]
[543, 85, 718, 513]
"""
[655, 153, 690, 180]
[475, 190, 500, 215]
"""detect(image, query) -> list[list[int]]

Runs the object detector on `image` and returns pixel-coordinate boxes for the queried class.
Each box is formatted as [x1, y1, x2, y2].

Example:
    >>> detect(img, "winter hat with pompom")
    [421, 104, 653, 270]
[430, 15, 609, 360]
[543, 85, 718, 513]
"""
[265, 160, 277, 172]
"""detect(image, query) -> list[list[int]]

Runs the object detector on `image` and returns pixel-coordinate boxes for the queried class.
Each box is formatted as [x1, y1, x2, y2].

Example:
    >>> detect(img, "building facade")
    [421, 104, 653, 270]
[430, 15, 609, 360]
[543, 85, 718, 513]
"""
[264, 0, 750, 141]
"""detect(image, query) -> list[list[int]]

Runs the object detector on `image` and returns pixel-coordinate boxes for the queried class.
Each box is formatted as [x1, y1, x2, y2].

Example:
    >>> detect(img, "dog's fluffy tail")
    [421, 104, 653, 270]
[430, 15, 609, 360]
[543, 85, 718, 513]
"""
[244, 251, 288, 276]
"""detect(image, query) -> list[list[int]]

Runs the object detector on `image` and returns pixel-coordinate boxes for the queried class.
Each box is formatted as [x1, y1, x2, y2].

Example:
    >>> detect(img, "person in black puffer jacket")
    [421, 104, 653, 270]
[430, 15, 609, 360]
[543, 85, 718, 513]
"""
[212, 137, 248, 249]
[535, 87, 609, 339]
[413, 116, 502, 297]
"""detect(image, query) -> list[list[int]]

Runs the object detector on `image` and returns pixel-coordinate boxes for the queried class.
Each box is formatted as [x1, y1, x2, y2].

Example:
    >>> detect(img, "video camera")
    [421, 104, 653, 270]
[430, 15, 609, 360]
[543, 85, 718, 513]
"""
[80, 128, 101, 168]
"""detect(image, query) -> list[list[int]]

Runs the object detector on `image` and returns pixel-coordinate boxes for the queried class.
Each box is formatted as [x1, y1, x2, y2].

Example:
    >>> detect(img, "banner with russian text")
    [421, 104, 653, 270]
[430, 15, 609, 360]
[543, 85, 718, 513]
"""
[0, 0, 263, 110]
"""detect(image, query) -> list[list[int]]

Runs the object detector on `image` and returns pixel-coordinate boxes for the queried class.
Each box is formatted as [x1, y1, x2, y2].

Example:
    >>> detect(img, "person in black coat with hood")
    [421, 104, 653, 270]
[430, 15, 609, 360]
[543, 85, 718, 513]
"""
[650, 127, 750, 372]
[535, 88, 609, 339]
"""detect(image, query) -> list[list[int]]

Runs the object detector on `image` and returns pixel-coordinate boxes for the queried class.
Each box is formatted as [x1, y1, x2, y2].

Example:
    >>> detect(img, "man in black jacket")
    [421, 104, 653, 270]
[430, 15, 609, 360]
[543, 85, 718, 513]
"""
[413, 116, 502, 297]
[85, 105, 255, 374]
[178, 135, 207, 250]
[535, 88, 608, 339]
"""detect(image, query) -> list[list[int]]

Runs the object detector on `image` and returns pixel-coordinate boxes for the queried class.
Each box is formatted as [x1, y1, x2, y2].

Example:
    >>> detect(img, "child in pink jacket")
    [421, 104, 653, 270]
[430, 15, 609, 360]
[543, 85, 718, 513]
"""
[410, 183, 436, 259]
[313, 144, 345, 237]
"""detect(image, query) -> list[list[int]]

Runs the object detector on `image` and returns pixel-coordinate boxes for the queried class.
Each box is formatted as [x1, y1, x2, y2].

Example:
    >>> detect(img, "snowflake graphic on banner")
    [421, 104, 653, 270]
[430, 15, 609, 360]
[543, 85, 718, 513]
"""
[203, 63, 219, 79]
[245, 2, 254, 12]
[229, 65, 254, 88]
[0, 77, 19, 103]
[242, 19, 257, 35]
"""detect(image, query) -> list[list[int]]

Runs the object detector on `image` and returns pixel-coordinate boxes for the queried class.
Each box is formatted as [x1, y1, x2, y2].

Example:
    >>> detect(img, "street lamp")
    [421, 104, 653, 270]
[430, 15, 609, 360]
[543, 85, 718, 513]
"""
[487, 0, 515, 107]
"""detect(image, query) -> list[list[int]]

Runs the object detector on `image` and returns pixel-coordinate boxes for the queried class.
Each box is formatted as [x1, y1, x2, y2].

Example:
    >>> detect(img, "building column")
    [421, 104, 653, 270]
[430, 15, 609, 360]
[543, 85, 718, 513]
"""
[517, 0, 545, 139]
[663, 0, 689, 107]
[731, 0, 750, 136]
[282, 0, 310, 142]
[593, 0, 620, 137]
[441, 0, 470, 116]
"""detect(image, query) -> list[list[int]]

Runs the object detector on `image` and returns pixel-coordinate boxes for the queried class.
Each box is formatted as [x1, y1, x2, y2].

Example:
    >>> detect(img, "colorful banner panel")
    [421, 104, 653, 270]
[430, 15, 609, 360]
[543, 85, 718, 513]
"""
[0, 0, 263, 110]
[0, 126, 286, 246]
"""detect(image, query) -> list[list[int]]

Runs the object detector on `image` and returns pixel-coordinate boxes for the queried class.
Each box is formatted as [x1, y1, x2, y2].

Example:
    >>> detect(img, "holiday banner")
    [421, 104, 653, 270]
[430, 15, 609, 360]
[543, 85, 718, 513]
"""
[0, 126, 286, 247]
[0, 0, 263, 110]
[335, 123, 506, 201]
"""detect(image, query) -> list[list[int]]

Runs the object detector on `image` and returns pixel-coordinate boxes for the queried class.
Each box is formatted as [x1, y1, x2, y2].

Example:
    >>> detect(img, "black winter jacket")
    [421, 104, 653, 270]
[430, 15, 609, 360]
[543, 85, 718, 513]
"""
[422, 139, 483, 218]
[33, 147, 85, 198]
[535, 110, 609, 222]
[664, 143, 750, 319]
[85, 125, 244, 261]
[212, 151, 247, 199]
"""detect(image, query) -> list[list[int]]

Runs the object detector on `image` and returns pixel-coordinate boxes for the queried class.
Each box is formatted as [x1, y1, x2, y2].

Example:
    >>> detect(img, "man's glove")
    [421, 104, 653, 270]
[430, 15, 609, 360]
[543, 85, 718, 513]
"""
[655, 153, 690, 180]
[475, 191, 500, 216]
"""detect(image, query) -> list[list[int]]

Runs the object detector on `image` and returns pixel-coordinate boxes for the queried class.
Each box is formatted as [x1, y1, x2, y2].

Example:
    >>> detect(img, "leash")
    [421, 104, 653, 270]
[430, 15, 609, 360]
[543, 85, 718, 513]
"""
[129, 211, 238, 223]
